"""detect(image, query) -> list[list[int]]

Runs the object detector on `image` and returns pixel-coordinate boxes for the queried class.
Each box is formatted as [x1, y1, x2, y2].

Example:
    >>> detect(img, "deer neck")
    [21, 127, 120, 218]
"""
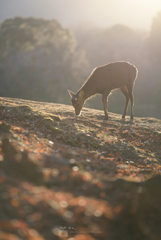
[80, 80, 96, 100]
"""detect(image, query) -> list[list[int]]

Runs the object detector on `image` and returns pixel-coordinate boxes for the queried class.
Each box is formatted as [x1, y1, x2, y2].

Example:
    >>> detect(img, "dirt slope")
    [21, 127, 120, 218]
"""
[0, 96, 161, 240]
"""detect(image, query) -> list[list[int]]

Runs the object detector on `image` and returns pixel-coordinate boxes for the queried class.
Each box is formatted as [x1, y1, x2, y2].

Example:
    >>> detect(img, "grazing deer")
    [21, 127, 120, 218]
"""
[68, 61, 138, 120]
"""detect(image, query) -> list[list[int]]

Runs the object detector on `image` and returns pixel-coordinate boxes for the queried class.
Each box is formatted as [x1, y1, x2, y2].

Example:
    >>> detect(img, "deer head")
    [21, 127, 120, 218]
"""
[67, 89, 85, 115]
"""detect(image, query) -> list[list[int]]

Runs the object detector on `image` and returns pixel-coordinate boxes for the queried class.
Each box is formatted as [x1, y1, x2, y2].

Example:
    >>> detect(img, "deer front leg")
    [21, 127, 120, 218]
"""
[120, 86, 130, 120]
[126, 85, 134, 121]
[130, 94, 134, 121]
[102, 92, 110, 120]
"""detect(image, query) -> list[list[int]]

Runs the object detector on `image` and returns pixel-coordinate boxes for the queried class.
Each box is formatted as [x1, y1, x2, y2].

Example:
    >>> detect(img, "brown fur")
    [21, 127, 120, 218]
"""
[68, 61, 138, 120]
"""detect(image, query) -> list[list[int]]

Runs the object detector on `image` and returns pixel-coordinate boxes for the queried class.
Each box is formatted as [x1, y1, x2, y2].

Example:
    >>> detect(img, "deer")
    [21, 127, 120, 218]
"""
[68, 61, 138, 121]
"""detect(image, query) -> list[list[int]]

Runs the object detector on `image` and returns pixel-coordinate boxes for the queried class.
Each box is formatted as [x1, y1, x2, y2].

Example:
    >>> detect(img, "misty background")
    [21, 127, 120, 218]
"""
[0, 0, 161, 118]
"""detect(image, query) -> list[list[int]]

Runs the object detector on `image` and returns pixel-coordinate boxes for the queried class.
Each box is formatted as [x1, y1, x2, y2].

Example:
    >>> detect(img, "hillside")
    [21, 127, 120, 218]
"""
[0, 96, 161, 240]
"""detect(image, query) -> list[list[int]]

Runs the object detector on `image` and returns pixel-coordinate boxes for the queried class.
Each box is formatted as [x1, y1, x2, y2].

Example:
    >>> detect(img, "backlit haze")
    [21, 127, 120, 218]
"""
[0, 0, 161, 30]
[1, 0, 161, 118]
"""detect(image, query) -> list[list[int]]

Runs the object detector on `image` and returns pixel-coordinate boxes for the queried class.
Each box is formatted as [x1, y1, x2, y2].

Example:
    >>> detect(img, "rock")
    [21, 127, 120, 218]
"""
[143, 175, 161, 197]
[0, 122, 12, 138]
[0, 138, 43, 184]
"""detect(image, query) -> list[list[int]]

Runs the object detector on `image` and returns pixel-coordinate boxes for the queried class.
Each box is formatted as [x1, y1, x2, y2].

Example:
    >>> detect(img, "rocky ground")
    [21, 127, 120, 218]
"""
[0, 97, 161, 240]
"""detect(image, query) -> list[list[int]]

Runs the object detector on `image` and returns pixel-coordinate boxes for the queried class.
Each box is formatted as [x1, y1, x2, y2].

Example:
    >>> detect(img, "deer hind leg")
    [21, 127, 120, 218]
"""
[120, 86, 130, 119]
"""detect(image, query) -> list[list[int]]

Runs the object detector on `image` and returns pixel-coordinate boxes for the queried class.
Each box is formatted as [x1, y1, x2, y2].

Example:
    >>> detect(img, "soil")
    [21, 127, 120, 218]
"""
[0, 97, 161, 240]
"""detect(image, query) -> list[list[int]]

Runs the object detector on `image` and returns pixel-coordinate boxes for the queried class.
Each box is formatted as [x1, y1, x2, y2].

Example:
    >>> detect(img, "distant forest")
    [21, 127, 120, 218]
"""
[0, 14, 161, 118]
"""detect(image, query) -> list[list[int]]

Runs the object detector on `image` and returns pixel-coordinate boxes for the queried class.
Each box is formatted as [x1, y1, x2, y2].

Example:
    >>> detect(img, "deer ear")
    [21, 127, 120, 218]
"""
[67, 89, 75, 98]
[79, 90, 84, 99]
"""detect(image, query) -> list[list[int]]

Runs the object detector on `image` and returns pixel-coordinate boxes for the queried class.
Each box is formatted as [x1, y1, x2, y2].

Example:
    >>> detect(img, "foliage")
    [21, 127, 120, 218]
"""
[0, 17, 88, 103]
[148, 11, 161, 62]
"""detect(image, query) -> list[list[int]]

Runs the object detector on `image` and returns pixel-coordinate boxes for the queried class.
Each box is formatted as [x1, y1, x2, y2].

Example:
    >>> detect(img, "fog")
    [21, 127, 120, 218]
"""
[1, 0, 161, 30]
[0, 1, 161, 118]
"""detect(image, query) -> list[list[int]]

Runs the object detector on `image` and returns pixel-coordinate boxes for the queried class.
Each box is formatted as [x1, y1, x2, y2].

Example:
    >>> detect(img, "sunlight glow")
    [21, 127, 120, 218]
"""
[1, 0, 161, 30]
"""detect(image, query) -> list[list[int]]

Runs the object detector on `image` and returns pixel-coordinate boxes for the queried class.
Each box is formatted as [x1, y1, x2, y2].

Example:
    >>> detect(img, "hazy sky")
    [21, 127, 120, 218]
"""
[0, 0, 161, 30]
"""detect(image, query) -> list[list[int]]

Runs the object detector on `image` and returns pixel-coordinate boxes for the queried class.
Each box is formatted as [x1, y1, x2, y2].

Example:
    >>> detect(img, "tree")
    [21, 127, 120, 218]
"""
[0, 17, 88, 103]
[143, 11, 161, 109]
[147, 11, 161, 62]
